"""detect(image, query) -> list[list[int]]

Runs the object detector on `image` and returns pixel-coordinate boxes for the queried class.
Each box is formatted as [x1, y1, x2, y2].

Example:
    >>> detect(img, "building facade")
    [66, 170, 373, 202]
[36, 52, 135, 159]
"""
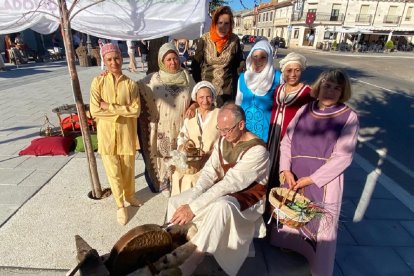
[236, 0, 414, 50]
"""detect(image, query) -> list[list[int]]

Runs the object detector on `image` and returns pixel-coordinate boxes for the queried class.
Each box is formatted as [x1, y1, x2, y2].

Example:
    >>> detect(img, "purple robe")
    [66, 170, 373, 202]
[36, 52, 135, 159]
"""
[270, 101, 359, 276]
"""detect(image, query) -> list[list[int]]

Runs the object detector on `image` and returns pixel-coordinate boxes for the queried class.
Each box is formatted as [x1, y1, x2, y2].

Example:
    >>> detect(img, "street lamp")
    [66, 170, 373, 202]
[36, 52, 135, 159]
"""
[286, 0, 296, 48]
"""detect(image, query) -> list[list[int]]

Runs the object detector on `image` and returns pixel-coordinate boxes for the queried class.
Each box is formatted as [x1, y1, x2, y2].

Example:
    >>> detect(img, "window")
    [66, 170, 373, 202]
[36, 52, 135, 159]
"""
[406, 6, 413, 20]
[330, 4, 341, 21]
[268, 28, 271, 37]
[294, 29, 299, 39]
[384, 6, 399, 23]
[261, 29, 264, 36]
[323, 31, 338, 40]
[270, 12, 273, 21]
[388, 6, 398, 16]
[357, 5, 370, 23]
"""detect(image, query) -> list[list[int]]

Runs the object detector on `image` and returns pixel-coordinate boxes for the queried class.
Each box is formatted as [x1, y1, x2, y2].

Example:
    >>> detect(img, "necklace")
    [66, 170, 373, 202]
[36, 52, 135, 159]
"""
[156, 73, 183, 97]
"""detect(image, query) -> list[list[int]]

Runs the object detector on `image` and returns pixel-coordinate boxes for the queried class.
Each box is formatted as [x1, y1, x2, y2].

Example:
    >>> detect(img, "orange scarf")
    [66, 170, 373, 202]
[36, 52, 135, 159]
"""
[210, 24, 231, 54]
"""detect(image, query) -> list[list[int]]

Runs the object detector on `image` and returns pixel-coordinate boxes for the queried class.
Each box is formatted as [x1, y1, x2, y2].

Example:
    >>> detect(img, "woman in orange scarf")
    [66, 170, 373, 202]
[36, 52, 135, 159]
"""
[191, 6, 245, 107]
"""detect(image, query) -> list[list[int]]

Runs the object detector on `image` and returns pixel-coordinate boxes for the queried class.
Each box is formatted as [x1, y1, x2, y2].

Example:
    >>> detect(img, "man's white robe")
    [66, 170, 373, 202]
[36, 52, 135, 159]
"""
[168, 138, 269, 275]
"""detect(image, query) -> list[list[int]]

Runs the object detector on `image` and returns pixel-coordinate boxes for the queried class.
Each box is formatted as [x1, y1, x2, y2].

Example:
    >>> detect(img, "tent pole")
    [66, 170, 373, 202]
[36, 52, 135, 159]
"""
[57, 0, 103, 199]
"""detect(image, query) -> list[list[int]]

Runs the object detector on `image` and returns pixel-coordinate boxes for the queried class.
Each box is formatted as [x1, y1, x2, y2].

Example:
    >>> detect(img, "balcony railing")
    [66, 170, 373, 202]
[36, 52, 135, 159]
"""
[355, 14, 372, 24]
[383, 15, 401, 24]
[292, 12, 345, 22]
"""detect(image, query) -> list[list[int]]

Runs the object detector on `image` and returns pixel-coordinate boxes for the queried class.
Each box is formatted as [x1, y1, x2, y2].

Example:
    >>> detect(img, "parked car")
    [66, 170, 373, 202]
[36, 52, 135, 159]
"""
[255, 36, 268, 42]
[242, 35, 257, 44]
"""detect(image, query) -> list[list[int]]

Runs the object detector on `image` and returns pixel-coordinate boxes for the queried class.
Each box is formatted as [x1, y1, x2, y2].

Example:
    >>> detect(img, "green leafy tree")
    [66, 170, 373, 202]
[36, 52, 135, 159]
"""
[209, 0, 229, 15]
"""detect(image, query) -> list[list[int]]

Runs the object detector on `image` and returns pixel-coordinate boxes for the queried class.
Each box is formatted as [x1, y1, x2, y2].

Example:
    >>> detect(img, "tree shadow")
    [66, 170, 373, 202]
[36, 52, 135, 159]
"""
[0, 61, 68, 79]
[0, 131, 38, 145]
[294, 63, 414, 195]
[0, 125, 36, 132]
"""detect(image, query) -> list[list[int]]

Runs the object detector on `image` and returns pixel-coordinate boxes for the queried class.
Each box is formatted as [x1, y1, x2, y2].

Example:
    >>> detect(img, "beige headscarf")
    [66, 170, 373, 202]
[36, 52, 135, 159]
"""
[279, 52, 307, 72]
[158, 42, 189, 86]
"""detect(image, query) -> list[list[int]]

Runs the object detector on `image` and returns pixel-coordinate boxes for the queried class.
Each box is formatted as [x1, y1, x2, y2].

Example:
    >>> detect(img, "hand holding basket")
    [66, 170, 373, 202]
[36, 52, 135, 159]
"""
[268, 187, 316, 229]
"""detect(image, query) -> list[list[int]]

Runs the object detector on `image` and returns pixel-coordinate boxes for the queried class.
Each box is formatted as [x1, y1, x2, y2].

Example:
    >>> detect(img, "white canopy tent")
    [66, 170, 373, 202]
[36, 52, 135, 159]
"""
[0, 0, 212, 199]
[0, 0, 210, 40]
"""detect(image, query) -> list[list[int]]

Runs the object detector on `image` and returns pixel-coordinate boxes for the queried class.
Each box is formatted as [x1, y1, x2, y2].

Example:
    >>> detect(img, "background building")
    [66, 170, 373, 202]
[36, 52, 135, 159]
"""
[235, 0, 414, 51]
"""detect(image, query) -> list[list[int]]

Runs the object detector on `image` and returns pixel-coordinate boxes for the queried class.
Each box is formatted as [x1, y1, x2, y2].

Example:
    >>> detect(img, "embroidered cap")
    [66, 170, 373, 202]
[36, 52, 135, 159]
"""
[101, 43, 121, 58]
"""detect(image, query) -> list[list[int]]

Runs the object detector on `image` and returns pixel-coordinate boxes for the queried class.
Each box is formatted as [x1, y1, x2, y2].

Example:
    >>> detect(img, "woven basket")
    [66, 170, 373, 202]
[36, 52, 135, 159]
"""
[268, 187, 315, 229]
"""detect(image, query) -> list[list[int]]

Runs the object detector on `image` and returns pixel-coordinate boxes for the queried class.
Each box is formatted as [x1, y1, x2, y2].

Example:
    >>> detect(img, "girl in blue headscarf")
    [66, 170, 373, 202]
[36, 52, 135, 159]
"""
[235, 40, 281, 143]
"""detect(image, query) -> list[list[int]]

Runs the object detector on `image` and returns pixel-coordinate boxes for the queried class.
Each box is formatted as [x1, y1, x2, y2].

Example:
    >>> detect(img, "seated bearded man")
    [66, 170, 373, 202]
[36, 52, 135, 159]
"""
[167, 103, 269, 276]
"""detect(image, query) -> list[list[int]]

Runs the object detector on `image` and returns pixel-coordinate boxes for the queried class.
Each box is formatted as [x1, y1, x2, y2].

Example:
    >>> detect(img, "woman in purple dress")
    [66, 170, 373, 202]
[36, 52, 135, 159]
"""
[270, 69, 359, 276]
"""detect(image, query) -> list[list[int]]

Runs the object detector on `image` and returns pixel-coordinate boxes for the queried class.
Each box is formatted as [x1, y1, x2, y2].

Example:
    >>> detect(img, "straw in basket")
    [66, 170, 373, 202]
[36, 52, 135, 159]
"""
[268, 187, 316, 229]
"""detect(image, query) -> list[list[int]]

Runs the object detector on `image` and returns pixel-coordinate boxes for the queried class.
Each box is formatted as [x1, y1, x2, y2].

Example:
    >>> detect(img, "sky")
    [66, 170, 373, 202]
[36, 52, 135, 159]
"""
[229, 0, 257, 12]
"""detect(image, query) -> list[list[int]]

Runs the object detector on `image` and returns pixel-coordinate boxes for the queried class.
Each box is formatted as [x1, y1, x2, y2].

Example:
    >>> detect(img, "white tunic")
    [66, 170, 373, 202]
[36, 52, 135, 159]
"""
[168, 138, 269, 275]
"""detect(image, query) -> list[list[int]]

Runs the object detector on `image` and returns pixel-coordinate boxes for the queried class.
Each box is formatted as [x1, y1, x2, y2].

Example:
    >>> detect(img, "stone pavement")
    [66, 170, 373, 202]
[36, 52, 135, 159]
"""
[0, 56, 413, 275]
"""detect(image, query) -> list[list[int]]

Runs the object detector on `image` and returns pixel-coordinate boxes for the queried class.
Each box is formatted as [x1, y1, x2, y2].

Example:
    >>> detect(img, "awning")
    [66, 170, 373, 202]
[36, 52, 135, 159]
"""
[342, 26, 414, 36]
[0, 0, 210, 40]
[325, 27, 373, 34]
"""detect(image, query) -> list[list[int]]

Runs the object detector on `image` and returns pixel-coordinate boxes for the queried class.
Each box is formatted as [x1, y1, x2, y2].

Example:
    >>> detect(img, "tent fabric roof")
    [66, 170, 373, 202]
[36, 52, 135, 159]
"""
[0, 0, 210, 40]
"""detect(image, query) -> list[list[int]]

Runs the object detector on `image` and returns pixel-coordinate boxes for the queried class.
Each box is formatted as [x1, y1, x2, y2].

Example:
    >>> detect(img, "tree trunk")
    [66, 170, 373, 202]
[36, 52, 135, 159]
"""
[57, 0, 102, 198]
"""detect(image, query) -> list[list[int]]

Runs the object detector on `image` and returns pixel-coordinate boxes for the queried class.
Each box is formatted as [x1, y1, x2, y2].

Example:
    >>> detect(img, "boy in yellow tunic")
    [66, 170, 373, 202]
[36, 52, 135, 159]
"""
[90, 43, 141, 225]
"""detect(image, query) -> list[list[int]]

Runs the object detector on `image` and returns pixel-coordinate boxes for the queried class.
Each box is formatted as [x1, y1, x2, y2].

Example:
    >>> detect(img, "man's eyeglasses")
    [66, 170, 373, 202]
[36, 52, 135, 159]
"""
[216, 121, 240, 136]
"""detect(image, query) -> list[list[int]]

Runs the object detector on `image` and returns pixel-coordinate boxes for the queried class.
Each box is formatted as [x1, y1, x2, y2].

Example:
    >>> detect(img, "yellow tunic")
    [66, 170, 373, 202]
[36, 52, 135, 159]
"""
[90, 73, 140, 155]
[89, 72, 140, 208]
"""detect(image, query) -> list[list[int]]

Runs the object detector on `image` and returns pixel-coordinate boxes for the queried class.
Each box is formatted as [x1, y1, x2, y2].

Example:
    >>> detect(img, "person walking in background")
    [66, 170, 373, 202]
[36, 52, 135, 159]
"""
[97, 39, 106, 70]
[0, 54, 6, 71]
[72, 31, 81, 50]
[270, 69, 359, 276]
[126, 40, 137, 72]
[191, 6, 244, 107]
[270, 36, 280, 59]
[89, 43, 142, 225]
[137, 40, 149, 72]
[235, 40, 281, 143]
[175, 38, 189, 65]
[308, 32, 315, 46]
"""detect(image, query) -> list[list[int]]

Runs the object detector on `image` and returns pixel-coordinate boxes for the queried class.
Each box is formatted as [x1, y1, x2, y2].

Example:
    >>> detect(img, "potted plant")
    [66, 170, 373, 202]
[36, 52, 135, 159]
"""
[331, 40, 338, 51]
[384, 40, 394, 53]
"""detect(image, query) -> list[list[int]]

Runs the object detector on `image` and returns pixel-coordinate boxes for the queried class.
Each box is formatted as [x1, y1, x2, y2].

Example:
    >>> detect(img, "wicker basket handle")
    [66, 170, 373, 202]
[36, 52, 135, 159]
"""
[278, 187, 293, 209]
[278, 187, 304, 209]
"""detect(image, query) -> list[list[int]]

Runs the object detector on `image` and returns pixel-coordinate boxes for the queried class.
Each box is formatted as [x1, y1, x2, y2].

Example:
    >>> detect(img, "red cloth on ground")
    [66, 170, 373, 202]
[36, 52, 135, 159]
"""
[19, 136, 74, 156]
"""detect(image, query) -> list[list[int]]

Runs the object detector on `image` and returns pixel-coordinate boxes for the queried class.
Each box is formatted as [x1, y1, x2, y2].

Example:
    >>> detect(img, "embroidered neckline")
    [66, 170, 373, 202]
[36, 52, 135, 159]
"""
[156, 73, 184, 96]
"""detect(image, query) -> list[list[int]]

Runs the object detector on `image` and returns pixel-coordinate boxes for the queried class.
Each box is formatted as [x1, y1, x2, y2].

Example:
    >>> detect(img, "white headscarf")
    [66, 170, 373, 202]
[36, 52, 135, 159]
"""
[191, 81, 217, 102]
[279, 52, 307, 72]
[244, 40, 275, 96]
